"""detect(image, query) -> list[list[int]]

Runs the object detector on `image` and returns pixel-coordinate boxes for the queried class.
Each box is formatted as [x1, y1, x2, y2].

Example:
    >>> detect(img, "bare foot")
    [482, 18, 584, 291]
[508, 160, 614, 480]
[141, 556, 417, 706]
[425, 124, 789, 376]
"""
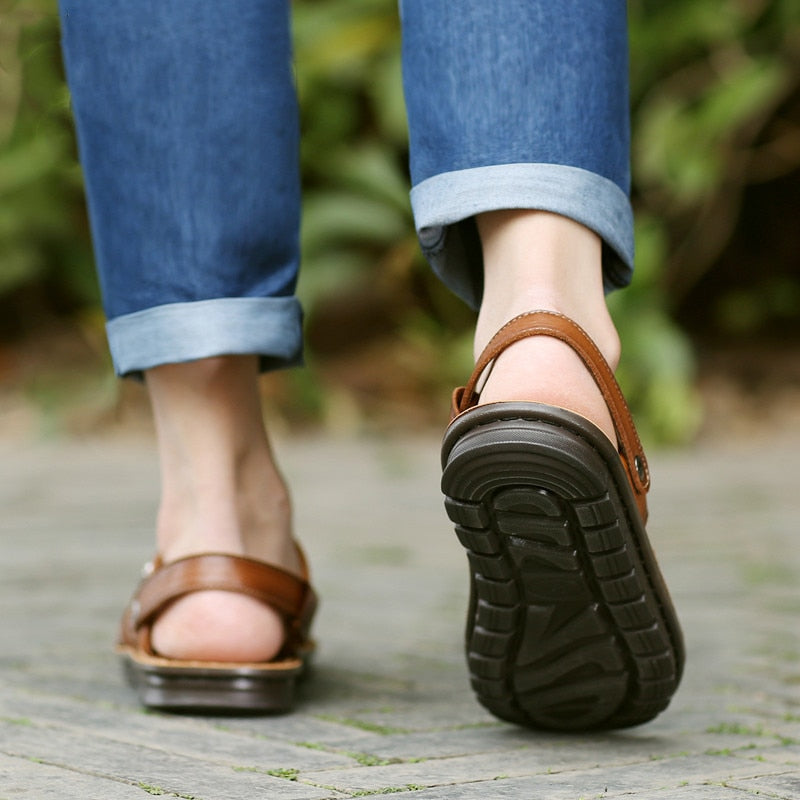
[144, 356, 301, 663]
[474, 210, 620, 445]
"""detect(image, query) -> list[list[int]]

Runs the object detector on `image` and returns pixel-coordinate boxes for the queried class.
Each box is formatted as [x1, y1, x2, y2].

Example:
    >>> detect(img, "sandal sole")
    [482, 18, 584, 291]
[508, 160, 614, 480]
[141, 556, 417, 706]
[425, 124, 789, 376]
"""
[117, 646, 309, 714]
[441, 403, 684, 731]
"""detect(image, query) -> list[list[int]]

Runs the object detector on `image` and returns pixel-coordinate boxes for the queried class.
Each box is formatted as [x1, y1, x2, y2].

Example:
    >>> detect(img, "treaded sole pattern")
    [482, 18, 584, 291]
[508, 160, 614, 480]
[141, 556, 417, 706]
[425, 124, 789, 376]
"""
[441, 410, 683, 731]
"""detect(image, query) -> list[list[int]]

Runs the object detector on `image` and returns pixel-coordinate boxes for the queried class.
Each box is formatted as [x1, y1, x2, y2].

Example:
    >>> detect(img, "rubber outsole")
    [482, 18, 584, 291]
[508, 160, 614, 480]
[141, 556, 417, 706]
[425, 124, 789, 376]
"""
[118, 647, 307, 714]
[441, 403, 684, 731]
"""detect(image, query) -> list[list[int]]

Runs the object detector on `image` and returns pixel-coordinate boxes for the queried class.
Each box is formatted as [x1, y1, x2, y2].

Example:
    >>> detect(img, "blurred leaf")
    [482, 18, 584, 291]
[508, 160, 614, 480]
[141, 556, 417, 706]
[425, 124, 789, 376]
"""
[366, 46, 407, 146]
[613, 304, 702, 444]
[301, 191, 409, 255]
[3, 0, 799, 440]
[293, 0, 399, 73]
[0, 247, 40, 292]
[312, 142, 410, 212]
[636, 56, 788, 204]
[0, 2, 97, 325]
[296, 249, 372, 310]
[0, 133, 63, 195]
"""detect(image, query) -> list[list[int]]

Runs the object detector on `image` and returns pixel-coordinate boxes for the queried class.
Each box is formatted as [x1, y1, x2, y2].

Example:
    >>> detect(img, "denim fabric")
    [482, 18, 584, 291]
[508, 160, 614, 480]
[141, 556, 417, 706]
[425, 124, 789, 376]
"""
[60, 0, 632, 375]
[59, 0, 302, 374]
[400, 0, 632, 306]
[411, 165, 633, 307]
[106, 298, 302, 376]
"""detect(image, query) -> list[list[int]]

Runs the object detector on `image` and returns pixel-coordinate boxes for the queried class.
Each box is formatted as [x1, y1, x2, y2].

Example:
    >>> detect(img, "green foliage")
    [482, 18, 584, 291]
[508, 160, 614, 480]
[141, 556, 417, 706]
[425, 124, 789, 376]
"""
[621, 0, 800, 440]
[0, 1, 97, 330]
[608, 209, 703, 444]
[630, 0, 800, 296]
[3, 0, 799, 439]
[292, 0, 422, 315]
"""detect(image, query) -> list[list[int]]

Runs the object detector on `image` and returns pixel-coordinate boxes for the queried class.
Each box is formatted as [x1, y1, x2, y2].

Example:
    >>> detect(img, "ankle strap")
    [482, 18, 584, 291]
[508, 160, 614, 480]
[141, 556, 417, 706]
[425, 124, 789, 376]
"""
[451, 311, 650, 521]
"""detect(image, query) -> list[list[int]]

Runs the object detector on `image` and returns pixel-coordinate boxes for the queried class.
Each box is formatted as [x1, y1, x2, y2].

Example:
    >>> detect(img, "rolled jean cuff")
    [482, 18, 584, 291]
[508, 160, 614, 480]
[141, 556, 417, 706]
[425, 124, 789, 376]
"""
[410, 163, 634, 309]
[106, 297, 303, 378]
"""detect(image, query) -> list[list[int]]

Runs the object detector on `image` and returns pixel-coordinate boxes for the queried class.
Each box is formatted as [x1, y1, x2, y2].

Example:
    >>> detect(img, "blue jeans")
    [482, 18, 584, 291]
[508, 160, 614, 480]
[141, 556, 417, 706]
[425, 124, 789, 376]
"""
[59, 0, 631, 376]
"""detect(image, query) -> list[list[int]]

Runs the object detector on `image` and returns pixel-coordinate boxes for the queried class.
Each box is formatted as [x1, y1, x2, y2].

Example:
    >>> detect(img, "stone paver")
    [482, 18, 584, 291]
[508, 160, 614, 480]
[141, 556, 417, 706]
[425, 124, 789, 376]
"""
[1, 430, 800, 799]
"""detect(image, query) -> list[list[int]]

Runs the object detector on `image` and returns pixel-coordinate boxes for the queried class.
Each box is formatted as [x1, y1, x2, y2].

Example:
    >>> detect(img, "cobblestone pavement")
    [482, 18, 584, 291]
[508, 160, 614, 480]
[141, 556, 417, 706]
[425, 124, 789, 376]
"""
[1, 431, 799, 799]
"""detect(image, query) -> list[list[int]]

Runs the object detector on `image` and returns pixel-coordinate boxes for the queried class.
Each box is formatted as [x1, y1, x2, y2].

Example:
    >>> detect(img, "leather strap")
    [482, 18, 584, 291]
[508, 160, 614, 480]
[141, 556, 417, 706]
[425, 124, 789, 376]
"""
[121, 548, 317, 657]
[450, 310, 650, 521]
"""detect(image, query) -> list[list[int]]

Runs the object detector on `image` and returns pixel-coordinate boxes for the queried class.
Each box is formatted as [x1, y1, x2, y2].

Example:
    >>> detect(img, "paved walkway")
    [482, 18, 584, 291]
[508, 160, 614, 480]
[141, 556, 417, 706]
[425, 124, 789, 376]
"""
[1, 431, 799, 799]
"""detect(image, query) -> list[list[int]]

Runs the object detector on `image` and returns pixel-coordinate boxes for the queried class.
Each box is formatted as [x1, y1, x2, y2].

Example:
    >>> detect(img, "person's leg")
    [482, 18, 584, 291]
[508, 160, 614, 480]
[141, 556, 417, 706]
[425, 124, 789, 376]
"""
[59, 0, 301, 663]
[146, 356, 298, 662]
[401, 1, 631, 443]
[475, 210, 618, 443]
[401, 1, 682, 731]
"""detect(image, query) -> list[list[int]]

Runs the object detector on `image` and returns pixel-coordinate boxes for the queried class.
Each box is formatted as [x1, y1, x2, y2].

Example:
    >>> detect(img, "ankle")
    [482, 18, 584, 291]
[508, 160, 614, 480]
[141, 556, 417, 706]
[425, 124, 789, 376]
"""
[145, 355, 298, 570]
[472, 210, 621, 444]
[155, 463, 293, 562]
[476, 295, 620, 370]
[475, 209, 619, 366]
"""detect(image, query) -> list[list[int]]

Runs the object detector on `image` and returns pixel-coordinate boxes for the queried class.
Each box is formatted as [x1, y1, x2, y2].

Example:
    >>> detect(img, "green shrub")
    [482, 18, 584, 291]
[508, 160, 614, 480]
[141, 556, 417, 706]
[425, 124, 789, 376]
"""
[3, 0, 798, 438]
[0, 2, 96, 333]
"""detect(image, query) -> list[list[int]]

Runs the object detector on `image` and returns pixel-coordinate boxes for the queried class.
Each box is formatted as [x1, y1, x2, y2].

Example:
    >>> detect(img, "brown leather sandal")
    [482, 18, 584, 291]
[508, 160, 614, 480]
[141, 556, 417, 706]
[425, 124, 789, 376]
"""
[116, 547, 317, 713]
[441, 310, 684, 731]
